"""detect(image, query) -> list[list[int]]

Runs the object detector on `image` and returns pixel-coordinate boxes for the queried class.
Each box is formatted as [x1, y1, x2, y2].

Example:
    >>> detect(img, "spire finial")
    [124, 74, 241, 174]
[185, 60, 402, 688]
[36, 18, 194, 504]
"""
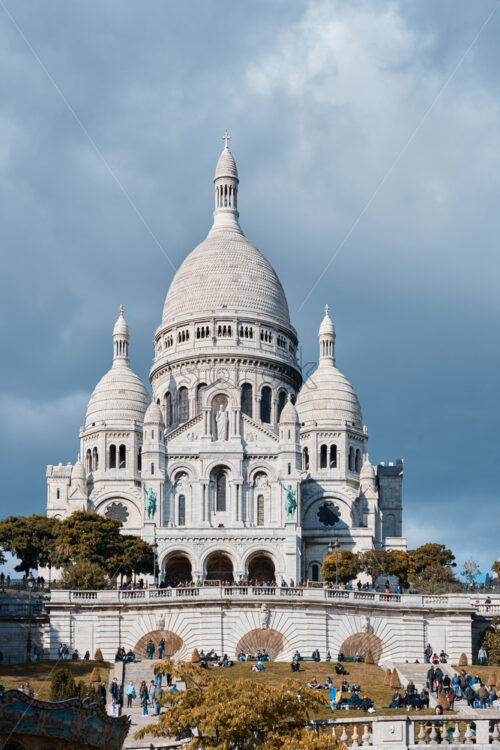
[222, 130, 231, 149]
[324, 304, 329, 317]
[119, 304, 124, 316]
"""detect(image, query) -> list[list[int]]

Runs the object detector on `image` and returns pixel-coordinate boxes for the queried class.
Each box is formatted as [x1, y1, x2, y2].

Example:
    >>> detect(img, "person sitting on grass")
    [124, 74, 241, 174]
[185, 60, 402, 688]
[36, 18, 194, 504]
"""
[335, 662, 349, 675]
[340, 678, 350, 693]
[257, 660, 265, 671]
[350, 691, 362, 708]
[307, 677, 321, 690]
[419, 688, 430, 709]
[361, 695, 374, 712]
[238, 652, 246, 662]
[390, 690, 404, 708]
[350, 682, 361, 694]
[312, 649, 321, 662]
[324, 677, 333, 689]
[290, 659, 300, 673]
[354, 652, 362, 662]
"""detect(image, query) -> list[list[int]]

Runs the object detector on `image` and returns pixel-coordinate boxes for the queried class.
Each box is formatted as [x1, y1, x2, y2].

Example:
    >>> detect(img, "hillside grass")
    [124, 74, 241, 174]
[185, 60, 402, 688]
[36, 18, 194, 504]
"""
[0, 660, 111, 700]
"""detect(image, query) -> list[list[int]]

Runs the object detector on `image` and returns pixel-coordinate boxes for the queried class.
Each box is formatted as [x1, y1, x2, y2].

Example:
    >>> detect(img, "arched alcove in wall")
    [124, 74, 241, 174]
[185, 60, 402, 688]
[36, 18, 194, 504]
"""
[339, 633, 383, 663]
[205, 551, 234, 581]
[163, 553, 192, 582]
[135, 630, 183, 660]
[246, 551, 275, 582]
[236, 628, 287, 660]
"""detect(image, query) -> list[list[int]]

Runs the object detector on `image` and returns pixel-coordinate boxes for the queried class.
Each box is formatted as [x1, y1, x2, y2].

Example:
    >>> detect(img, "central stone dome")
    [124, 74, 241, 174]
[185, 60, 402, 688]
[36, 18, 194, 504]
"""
[161, 141, 291, 329]
[162, 227, 291, 327]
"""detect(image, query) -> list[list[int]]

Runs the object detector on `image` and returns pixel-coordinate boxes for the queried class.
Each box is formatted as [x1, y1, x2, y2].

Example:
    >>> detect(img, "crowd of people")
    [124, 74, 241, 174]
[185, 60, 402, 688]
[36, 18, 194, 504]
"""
[115, 646, 136, 662]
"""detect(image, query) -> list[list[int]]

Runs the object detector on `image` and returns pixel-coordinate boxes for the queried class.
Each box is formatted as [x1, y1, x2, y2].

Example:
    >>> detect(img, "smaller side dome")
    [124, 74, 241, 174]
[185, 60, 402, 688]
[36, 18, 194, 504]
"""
[113, 305, 129, 337]
[71, 455, 86, 480]
[360, 453, 376, 482]
[279, 394, 299, 424]
[144, 400, 164, 425]
[319, 304, 335, 336]
[215, 137, 238, 180]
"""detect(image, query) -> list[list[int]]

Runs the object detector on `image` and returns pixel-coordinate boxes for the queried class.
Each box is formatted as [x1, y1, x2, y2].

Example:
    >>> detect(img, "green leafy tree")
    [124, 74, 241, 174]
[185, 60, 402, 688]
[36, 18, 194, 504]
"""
[388, 549, 410, 588]
[492, 560, 500, 579]
[137, 661, 330, 748]
[0, 515, 60, 575]
[108, 535, 154, 583]
[50, 668, 78, 701]
[321, 549, 361, 584]
[462, 560, 481, 588]
[52, 511, 124, 577]
[411, 565, 461, 594]
[360, 549, 395, 584]
[60, 559, 107, 590]
[481, 617, 500, 666]
[408, 543, 456, 580]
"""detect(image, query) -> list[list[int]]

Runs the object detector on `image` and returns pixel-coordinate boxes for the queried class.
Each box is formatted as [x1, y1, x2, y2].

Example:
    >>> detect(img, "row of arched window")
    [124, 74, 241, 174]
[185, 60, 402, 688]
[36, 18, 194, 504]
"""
[260, 329, 273, 343]
[177, 329, 190, 343]
[86, 447, 99, 472]
[239, 325, 253, 339]
[160, 383, 291, 430]
[216, 183, 236, 209]
[348, 447, 362, 473]
[277, 335, 286, 348]
[109, 444, 127, 469]
[114, 340, 128, 358]
[196, 326, 210, 339]
[217, 324, 232, 337]
[301, 444, 360, 472]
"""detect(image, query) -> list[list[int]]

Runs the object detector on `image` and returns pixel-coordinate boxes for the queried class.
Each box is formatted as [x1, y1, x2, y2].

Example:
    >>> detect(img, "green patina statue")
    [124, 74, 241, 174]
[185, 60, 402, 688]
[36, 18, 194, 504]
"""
[284, 485, 297, 520]
[143, 483, 157, 521]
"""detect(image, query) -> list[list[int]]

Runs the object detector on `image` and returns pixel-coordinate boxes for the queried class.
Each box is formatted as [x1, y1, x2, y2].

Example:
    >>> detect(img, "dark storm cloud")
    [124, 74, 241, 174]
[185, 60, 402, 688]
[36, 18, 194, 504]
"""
[0, 0, 498, 575]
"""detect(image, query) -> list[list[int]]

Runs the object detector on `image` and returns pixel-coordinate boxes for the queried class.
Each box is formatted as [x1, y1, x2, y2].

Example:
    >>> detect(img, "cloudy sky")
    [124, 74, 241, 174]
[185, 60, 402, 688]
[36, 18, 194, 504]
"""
[0, 0, 498, 576]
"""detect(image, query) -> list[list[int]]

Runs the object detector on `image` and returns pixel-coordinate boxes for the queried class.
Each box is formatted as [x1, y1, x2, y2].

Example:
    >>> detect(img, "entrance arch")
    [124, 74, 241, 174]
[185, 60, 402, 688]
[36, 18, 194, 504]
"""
[340, 633, 383, 663]
[163, 553, 192, 583]
[205, 551, 234, 581]
[135, 630, 183, 660]
[246, 552, 275, 582]
[236, 628, 287, 660]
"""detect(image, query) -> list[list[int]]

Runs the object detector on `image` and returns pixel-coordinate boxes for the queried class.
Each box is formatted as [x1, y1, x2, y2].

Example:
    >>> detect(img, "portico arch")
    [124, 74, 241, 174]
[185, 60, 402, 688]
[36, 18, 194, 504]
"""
[340, 633, 383, 663]
[205, 550, 234, 581]
[246, 550, 276, 582]
[162, 551, 193, 583]
[135, 630, 183, 660]
[236, 628, 287, 660]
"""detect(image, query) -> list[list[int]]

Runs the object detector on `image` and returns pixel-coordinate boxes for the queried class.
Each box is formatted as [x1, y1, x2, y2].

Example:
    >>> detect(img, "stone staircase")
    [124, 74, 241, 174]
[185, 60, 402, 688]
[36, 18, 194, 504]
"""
[108, 660, 187, 747]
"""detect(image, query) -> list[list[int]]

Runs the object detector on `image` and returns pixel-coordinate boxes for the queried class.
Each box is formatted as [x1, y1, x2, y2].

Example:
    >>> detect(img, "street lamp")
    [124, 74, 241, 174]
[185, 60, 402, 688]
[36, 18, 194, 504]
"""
[26, 573, 35, 662]
[328, 539, 340, 587]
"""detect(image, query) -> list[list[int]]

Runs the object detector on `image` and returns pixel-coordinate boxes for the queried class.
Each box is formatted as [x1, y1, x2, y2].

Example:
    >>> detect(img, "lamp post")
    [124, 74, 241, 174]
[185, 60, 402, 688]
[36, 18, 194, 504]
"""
[26, 573, 35, 662]
[328, 539, 340, 587]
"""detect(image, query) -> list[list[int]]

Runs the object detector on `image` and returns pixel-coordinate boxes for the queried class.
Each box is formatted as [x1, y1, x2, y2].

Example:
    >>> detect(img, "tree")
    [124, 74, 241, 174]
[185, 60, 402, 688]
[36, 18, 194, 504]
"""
[50, 668, 78, 701]
[481, 617, 500, 665]
[263, 729, 341, 749]
[321, 550, 361, 584]
[388, 549, 410, 588]
[408, 544, 458, 593]
[60, 559, 107, 590]
[51, 511, 124, 576]
[359, 550, 394, 584]
[136, 661, 329, 748]
[0, 515, 60, 575]
[492, 560, 500, 579]
[461, 560, 481, 588]
[108, 535, 154, 582]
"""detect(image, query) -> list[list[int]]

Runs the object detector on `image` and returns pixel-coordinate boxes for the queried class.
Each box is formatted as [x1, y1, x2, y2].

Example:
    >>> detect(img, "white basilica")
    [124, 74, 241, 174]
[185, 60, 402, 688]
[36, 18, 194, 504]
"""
[46, 138, 406, 584]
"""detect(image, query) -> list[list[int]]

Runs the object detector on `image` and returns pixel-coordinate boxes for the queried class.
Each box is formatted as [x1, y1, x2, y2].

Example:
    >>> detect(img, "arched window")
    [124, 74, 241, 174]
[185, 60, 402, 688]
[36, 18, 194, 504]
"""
[92, 447, 99, 471]
[137, 446, 142, 472]
[320, 444, 327, 469]
[178, 387, 189, 423]
[216, 471, 226, 512]
[109, 444, 117, 469]
[241, 383, 253, 417]
[260, 386, 272, 423]
[287, 462, 291, 475]
[86, 449, 92, 472]
[119, 444, 126, 469]
[257, 495, 264, 526]
[196, 383, 207, 413]
[277, 390, 287, 421]
[384, 513, 396, 537]
[151, 462, 155, 475]
[329, 444, 337, 468]
[348, 447, 354, 472]
[178, 494, 186, 526]
[355, 449, 361, 473]
[303, 447, 309, 471]
[56, 489, 60, 500]
[164, 392, 172, 429]
[311, 563, 319, 582]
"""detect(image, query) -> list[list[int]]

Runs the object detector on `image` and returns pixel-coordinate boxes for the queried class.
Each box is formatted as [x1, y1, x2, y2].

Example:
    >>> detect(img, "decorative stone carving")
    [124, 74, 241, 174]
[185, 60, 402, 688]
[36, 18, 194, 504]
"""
[260, 603, 270, 629]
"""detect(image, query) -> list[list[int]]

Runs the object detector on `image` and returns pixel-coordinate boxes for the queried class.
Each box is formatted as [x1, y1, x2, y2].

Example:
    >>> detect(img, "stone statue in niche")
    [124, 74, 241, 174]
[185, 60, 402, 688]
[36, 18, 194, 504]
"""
[260, 603, 270, 629]
[362, 615, 372, 633]
[216, 404, 227, 441]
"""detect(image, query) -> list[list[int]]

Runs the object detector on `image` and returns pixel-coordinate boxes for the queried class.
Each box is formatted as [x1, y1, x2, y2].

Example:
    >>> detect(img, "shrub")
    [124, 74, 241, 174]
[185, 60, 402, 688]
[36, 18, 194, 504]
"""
[90, 668, 101, 683]
[389, 669, 401, 689]
[437, 689, 449, 710]
[50, 669, 78, 701]
[384, 668, 392, 686]
[458, 653, 468, 667]
[76, 680, 99, 703]
[191, 648, 201, 663]
[365, 650, 374, 665]
[94, 648, 104, 662]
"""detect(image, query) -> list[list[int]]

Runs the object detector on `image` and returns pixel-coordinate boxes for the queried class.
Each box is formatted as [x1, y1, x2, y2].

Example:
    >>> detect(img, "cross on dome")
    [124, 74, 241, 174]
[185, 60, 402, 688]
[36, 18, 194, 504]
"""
[222, 130, 231, 149]
[119, 304, 125, 316]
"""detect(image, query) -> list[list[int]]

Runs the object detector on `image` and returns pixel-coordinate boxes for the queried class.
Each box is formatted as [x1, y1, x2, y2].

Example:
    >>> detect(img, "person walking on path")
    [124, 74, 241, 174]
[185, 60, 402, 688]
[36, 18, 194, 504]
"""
[158, 638, 165, 659]
[478, 646, 487, 665]
[140, 681, 149, 716]
[146, 640, 155, 659]
[98, 682, 106, 709]
[153, 684, 163, 715]
[125, 681, 136, 708]
[109, 677, 119, 705]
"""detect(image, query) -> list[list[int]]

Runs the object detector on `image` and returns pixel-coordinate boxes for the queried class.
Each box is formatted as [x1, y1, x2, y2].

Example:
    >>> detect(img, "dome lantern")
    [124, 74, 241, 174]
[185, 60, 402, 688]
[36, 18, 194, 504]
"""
[213, 131, 240, 231]
[318, 304, 336, 365]
[113, 305, 130, 365]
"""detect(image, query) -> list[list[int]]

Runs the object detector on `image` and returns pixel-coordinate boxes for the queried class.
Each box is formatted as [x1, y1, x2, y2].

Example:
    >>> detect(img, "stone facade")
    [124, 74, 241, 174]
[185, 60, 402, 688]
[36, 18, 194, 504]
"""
[46, 139, 405, 583]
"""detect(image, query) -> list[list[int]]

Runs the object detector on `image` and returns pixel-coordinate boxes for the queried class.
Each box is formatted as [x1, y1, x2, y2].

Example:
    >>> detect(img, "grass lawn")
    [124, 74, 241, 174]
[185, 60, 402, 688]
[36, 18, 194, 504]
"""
[452, 664, 500, 682]
[0, 660, 111, 700]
